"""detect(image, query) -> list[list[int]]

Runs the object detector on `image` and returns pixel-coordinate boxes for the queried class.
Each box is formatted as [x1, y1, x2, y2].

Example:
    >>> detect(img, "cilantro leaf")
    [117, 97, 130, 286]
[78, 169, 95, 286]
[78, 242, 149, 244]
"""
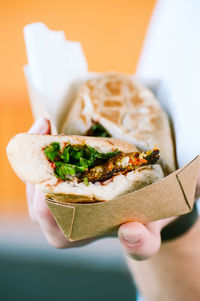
[44, 142, 60, 162]
[86, 122, 111, 137]
[96, 149, 120, 160]
[60, 147, 70, 163]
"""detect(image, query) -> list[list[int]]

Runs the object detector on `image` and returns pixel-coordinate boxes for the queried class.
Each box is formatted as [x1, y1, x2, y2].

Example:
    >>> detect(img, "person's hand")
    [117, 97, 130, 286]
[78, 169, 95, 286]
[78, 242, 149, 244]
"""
[26, 118, 94, 248]
[118, 169, 200, 261]
[118, 217, 176, 261]
[26, 118, 198, 256]
[118, 168, 200, 261]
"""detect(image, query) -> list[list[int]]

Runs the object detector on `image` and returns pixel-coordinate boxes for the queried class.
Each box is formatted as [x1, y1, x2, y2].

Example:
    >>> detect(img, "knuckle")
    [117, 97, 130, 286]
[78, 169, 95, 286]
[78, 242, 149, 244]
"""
[46, 237, 68, 249]
[28, 210, 38, 222]
[35, 202, 52, 220]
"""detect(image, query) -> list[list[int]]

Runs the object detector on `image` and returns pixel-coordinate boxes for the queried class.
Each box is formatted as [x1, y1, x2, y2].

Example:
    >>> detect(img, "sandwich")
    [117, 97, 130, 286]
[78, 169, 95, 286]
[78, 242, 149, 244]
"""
[62, 73, 175, 175]
[7, 73, 175, 204]
[7, 134, 163, 203]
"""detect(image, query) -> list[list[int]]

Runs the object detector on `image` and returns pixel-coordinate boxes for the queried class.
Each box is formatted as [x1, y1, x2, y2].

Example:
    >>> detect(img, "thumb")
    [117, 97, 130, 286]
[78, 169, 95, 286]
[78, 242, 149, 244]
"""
[28, 118, 50, 134]
[118, 221, 162, 260]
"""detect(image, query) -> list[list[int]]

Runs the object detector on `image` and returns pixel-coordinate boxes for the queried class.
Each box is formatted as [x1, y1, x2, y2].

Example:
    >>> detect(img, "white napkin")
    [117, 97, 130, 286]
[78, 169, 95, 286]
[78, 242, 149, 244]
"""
[23, 22, 88, 130]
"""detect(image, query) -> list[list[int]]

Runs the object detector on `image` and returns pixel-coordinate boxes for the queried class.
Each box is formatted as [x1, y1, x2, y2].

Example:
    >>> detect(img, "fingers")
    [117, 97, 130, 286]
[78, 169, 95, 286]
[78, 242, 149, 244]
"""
[33, 189, 71, 248]
[26, 184, 88, 248]
[118, 221, 162, 261]
[25, 118, 95, 248]
[32, 189, 94, 248]
[26, 118, 51, 221]
[26, 118, 68, 247]
[26, 183, 37, 221]
[28, 117, 51, 134]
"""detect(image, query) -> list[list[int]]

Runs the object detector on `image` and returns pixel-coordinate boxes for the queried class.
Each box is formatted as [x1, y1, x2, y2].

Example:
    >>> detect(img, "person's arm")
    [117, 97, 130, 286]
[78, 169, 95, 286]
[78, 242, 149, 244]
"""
[118, 188, 200, 300]
[123, 217, 200, 301]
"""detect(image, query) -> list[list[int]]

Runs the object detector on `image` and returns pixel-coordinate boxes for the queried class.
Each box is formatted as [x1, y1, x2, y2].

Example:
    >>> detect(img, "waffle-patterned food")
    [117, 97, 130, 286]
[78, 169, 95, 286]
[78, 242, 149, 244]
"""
[62, 73, 175, 175]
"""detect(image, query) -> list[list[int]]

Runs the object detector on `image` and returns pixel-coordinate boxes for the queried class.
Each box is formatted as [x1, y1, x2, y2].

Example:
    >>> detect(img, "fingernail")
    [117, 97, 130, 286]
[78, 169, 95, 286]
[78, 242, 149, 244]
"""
[120, 231, 140, 245]
[29, 118, 49, 134]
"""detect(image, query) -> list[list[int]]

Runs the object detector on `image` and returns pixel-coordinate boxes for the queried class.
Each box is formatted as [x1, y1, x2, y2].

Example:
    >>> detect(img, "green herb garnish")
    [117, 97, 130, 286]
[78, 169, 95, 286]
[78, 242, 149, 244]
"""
[86, 122, 111, 137]
[44, 142, 60, 162]
[44, 143, 120, 182]
[83, 177, 89, 186]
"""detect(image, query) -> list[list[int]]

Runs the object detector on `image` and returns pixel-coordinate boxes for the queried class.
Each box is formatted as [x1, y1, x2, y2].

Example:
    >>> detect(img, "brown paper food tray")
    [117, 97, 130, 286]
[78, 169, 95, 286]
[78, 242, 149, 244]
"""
[24, 73, 200, 241]
[45, 155, 200, 241]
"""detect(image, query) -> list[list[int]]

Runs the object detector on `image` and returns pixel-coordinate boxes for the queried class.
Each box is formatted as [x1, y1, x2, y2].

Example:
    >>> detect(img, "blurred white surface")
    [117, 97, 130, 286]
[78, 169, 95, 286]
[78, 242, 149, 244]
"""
[137, 0, 200, 167]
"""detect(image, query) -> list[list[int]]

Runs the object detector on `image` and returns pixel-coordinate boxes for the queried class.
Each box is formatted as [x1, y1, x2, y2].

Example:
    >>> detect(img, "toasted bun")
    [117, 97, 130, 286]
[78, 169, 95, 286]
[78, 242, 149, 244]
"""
[62, 73, 175, 175]
[7, 133, 163, 202]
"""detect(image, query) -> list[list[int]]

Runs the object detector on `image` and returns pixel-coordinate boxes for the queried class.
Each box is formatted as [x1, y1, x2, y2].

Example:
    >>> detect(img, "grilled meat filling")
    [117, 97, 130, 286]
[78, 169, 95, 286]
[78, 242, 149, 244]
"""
[44, 143, 120, 182]
[84, 123, 159, 183]
[44, 142, 159, 184]
[79, 149, 160, 183]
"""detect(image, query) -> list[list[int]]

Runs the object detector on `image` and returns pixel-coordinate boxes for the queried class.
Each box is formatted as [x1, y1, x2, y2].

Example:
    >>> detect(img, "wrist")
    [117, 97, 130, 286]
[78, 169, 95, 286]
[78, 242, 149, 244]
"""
[160, 203, 198, 242]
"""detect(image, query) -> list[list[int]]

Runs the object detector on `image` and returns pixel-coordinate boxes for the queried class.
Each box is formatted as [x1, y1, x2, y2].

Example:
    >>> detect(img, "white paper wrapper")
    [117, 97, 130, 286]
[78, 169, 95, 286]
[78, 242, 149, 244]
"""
[24, 22, 88, 131]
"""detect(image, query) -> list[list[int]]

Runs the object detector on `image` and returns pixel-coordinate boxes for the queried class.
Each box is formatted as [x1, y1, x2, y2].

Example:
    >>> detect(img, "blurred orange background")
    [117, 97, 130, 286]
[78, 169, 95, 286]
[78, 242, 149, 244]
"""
[0, 0, 155, 213]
